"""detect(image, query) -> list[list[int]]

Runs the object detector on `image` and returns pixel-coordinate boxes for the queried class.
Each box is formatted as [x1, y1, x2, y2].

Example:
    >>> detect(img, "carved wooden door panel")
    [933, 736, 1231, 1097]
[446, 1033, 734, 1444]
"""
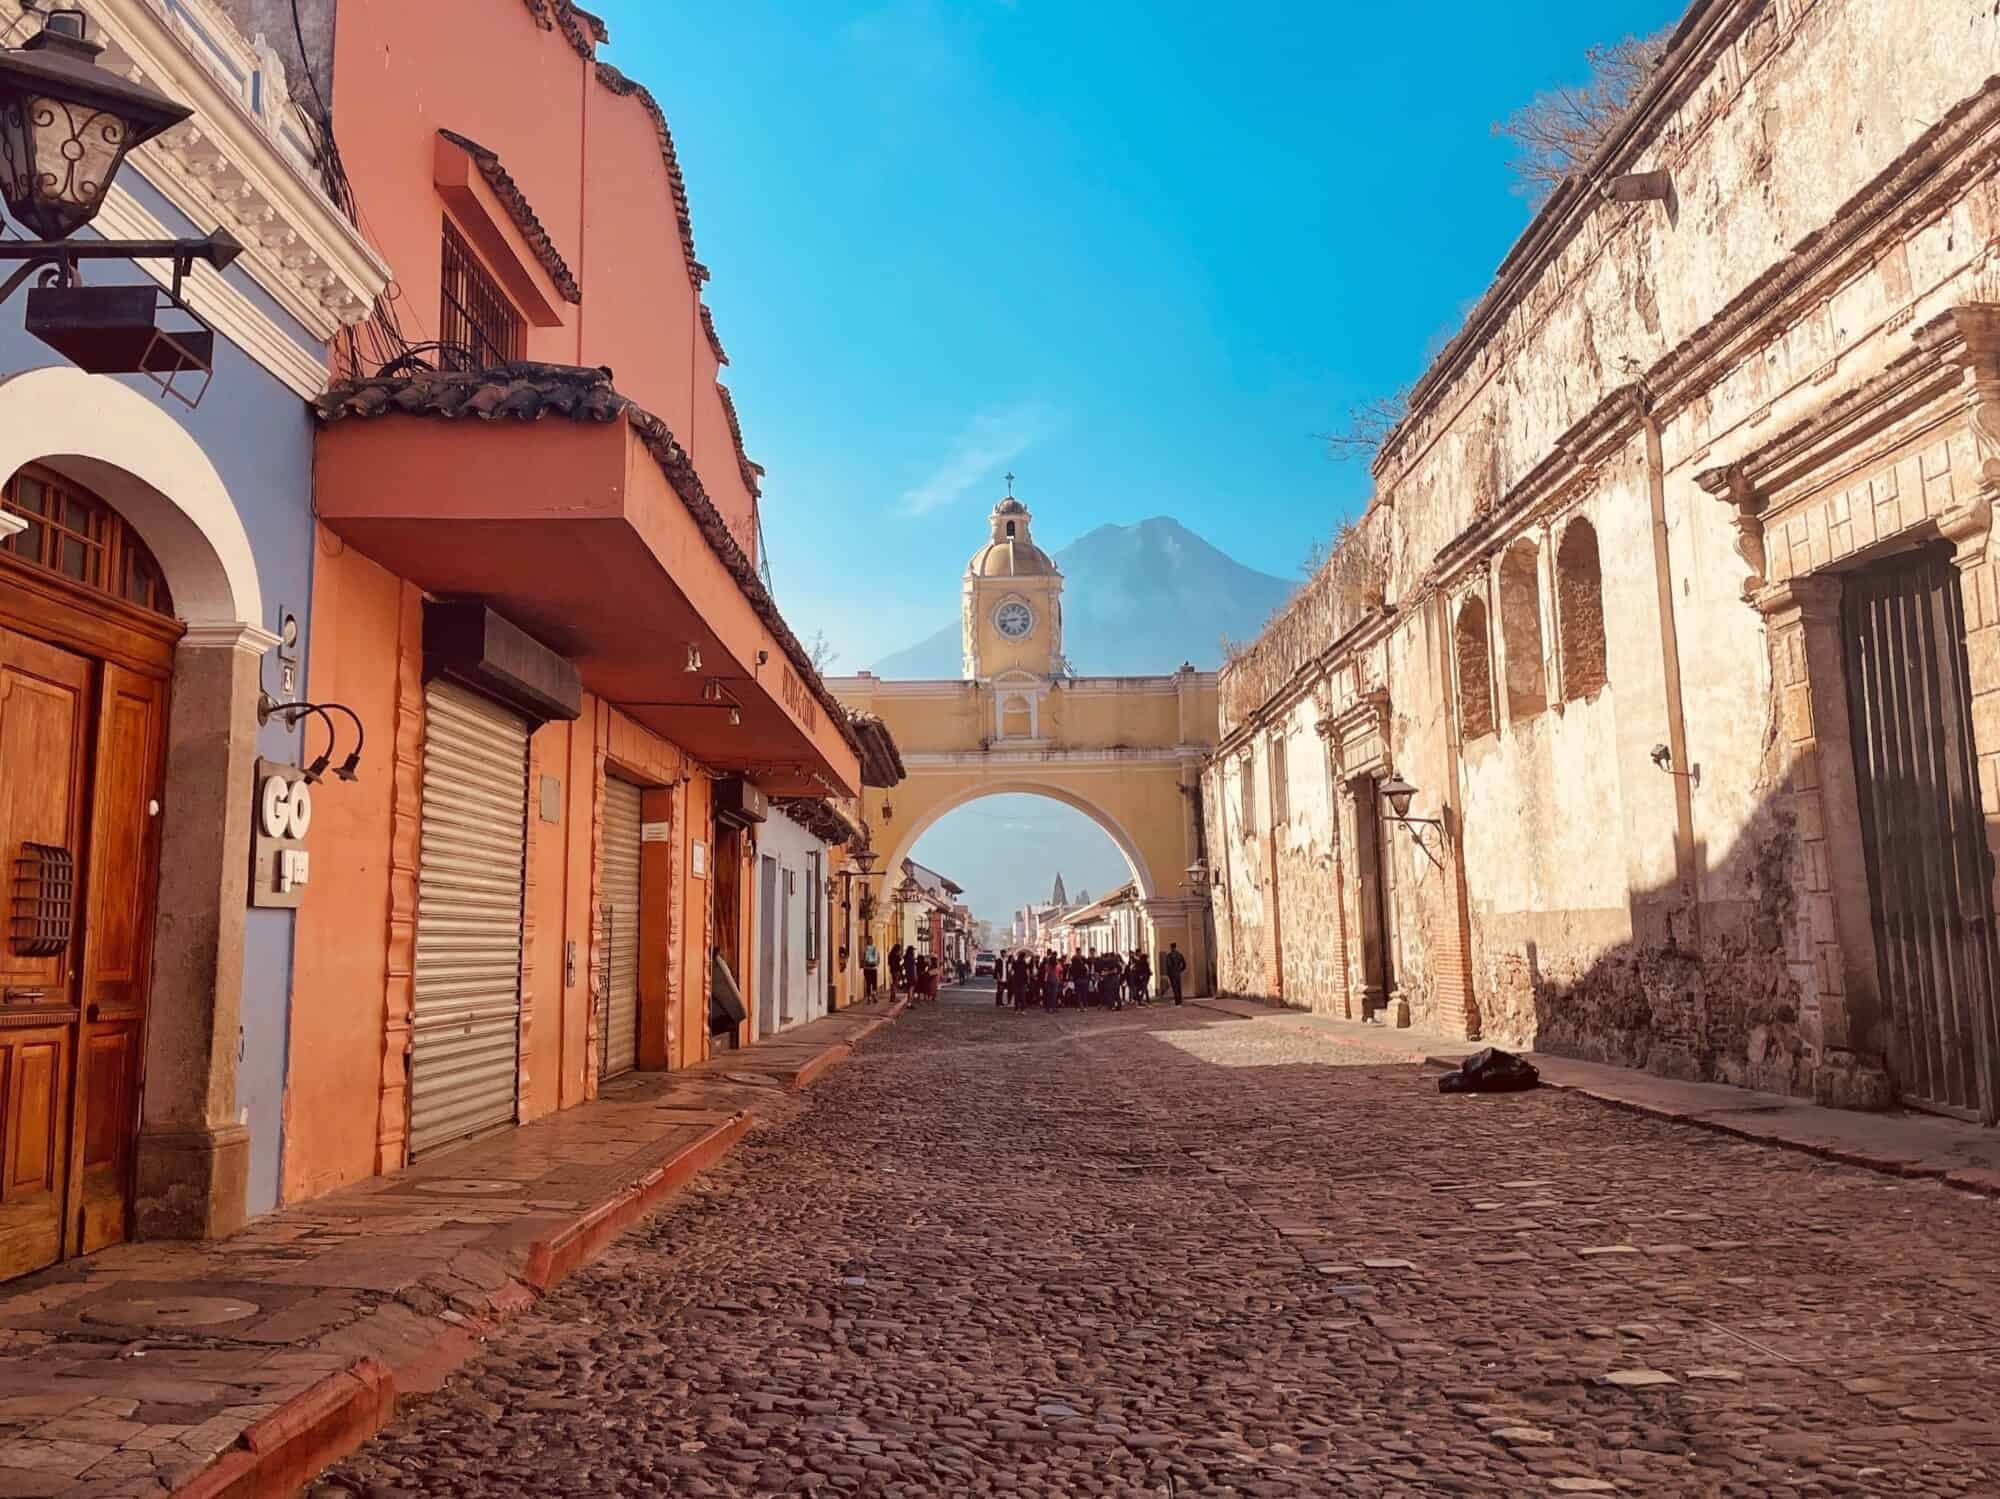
[71, 663, 166, 1255]
[0, 625, 90, 1280]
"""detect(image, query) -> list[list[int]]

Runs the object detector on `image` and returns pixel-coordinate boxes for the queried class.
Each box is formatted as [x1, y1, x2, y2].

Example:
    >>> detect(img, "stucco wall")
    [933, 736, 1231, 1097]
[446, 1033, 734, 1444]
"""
[1205, 0, 2000, 1095]
[327, 0, 760, 555]
[755, 810, 828, 1035]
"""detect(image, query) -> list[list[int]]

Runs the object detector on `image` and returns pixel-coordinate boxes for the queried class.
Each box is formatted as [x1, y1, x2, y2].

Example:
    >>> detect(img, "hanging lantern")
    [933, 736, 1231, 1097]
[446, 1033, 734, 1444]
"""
[0, 11, 192, 240]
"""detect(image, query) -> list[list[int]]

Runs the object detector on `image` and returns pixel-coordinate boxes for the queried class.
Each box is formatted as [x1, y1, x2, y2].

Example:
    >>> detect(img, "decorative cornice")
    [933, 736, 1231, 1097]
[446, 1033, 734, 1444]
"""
[178, 621, 282, 655]
[437, 129, 582, 304]
[1647, 78, 2000, 428]
[84, 0, 388, 341]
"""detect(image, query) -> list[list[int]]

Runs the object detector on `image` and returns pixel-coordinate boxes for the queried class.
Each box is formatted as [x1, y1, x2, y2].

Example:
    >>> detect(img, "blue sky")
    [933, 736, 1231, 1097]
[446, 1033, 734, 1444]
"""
[593, 0, 1681, 921]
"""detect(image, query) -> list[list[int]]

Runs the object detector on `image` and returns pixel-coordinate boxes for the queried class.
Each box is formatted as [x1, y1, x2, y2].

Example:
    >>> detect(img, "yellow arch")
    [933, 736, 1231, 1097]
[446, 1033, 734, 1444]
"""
[880, 778, 1157, 900]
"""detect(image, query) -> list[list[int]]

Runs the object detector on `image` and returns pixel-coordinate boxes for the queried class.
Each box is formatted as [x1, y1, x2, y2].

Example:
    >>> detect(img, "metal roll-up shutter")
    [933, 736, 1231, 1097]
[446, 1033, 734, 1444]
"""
[600, 777, 643, 1078]
[410, 679, 529, 1155]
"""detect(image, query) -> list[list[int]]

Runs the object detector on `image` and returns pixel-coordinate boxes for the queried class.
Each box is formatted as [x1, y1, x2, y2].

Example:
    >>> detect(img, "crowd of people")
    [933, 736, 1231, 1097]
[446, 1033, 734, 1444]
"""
[858, 936, 1188, 1010]
[859, 940, 964, 1004]
[989, 943, 1187, 1010]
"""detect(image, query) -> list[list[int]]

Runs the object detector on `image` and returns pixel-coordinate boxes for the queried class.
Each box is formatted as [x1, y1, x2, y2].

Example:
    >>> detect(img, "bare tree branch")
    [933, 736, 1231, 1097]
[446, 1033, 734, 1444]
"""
[1493, 30, 1672, 206]
[1318, 384, 1413, 463]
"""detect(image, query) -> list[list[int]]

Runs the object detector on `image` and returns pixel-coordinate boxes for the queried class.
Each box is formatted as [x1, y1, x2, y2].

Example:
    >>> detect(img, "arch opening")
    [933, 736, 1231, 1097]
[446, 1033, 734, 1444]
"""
[885, 783, 1158, 912]
[0, 366, 264, 628]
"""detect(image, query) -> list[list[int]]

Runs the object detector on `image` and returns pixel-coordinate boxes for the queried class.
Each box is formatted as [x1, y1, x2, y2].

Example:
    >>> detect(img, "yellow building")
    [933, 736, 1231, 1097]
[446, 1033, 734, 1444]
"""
[829, 492, 1220, 988]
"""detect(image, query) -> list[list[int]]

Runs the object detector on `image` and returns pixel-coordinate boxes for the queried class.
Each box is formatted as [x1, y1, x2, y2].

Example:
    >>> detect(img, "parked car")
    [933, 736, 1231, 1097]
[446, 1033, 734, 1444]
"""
[974, 951, 997, 978]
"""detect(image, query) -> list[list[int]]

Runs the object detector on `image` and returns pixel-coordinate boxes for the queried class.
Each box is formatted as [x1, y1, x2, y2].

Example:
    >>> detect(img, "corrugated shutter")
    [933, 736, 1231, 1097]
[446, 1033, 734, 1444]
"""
[410, 679, 528, 1156]
[600, 777, 643, 1078]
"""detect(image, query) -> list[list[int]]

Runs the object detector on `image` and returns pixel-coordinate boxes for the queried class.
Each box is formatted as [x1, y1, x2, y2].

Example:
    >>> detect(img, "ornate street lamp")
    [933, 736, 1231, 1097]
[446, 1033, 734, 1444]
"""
[1377, 774, 1445, 870]
[0, 9, 242, 403]
[0, 9, 190, 238]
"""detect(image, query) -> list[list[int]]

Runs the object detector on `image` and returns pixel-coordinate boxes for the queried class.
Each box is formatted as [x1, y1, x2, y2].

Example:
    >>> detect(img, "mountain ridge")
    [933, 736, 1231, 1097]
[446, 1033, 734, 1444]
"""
[871, 515, 1296, 678]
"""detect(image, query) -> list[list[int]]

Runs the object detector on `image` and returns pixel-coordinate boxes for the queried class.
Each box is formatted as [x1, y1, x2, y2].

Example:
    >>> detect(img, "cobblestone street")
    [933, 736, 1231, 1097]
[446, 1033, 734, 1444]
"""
[324, 990, 2000, 1497]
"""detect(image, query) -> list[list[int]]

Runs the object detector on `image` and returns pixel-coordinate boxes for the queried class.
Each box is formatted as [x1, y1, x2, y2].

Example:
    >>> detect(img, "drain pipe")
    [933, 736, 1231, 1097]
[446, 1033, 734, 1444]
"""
[1639, 388, 1700, 935]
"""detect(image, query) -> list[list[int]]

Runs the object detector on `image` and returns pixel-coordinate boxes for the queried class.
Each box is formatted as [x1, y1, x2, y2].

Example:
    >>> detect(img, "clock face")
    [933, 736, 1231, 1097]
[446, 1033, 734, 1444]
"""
[995, 601, 1034, 640]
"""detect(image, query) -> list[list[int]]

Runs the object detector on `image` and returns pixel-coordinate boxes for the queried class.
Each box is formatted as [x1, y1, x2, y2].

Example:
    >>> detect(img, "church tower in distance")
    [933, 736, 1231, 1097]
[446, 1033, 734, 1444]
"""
[962, 491, 1063, 680]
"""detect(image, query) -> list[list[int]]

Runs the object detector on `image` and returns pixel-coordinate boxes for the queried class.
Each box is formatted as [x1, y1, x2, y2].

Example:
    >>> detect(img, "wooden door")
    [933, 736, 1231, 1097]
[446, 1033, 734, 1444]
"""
[70, 664, 166, 1254]
[0, 625, 91, 1279]
[1844, 548, 2000, 1122]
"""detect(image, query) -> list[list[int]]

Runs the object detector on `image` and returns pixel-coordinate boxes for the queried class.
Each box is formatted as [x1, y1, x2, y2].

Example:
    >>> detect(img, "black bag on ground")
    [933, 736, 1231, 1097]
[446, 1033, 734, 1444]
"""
[1437, 1047, 1540, 1094]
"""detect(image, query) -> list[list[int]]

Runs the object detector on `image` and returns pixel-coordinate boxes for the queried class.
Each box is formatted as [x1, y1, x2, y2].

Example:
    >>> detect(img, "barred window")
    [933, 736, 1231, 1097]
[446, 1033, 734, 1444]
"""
[1, 465, 173, 616]
[440, 218, 524, 370]
[1239, 751, 1256, 833]
[1270, 733, 1289, 825]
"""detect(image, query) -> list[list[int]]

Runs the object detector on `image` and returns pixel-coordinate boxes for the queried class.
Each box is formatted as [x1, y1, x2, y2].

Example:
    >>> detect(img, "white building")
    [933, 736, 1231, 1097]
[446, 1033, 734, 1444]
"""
[754, 807, 833, 1036]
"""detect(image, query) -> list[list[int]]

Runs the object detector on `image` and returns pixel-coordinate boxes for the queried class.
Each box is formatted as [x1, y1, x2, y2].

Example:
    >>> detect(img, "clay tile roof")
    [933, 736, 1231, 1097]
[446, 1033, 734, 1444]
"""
[714, 382, 764, 498]
[773, 796, 861, 847]
[520, 0, 598, 58]
[593, 63, 703, 285]
[312, 361, 861, 764]
[844, 709, 906, 788]
[437, 129, 582, 305]
[699, 302, 728, 366]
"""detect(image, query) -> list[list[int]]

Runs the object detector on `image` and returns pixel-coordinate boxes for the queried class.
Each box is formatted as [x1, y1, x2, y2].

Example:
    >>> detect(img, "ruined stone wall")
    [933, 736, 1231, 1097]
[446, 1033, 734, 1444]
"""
[1207, 0, 2000, 1088]
[1270, 694, 1347, 1013]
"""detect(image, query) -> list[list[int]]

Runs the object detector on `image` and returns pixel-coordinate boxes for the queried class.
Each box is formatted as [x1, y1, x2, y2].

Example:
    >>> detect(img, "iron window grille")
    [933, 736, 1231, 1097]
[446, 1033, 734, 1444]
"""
[440, 218, 524, 371]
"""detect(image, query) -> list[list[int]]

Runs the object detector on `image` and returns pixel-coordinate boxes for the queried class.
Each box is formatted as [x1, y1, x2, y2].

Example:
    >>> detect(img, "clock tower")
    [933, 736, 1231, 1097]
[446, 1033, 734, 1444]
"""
[962, 491, 1063, 682]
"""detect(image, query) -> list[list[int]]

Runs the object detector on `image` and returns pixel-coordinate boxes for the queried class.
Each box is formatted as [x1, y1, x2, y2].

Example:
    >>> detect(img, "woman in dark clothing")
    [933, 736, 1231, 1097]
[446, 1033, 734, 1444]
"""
[1127, 950, 1152, 1005]
[886, 943, 904, 996]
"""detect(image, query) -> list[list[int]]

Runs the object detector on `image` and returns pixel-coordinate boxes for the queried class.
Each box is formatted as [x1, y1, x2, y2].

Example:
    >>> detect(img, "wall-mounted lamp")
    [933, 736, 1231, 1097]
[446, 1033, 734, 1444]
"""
[1377, 774, 1445, 870]
[1184, 859, 1212, 892]
[684, 643, 702, 672]
[702, 677, 723, 702]
[0, 9, 242, 405]
[258, 695, 366, 784]
[728, 707, 742, 727]
[1650, 743, 1700, 788]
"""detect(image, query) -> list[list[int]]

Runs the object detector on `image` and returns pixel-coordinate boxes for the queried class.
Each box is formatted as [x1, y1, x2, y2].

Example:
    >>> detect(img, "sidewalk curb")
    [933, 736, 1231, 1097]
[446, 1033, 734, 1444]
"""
[163, 1000, 916, 1499]
[523, 1110, 753, 1291]
[172, 1359, 395, 1499]
[1421, 1052, 2000, 1200]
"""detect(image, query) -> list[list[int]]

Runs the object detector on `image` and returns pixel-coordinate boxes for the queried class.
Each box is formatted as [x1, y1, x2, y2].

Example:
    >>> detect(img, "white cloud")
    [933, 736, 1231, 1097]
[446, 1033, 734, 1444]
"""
[899, 400, 1057, 516]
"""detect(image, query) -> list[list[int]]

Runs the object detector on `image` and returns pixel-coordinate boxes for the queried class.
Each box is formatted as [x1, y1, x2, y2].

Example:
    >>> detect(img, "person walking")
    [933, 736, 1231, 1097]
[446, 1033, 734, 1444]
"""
[902, 944, 918, 996]
[862, 939, 881, 999]
[887, 942, 904, 997]
[1162, 942, 1187, 1005]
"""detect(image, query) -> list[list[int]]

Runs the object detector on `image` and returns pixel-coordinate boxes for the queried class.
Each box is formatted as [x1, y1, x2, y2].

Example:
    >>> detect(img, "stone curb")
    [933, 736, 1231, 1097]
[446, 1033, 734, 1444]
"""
[171, 1359, 395, 1499]
[162, 1001, 912, 1499]
[1421, 1052, 2000, 1199]
[522, 1110, 752, 1291]
[1196, 1000, 2000, 1199]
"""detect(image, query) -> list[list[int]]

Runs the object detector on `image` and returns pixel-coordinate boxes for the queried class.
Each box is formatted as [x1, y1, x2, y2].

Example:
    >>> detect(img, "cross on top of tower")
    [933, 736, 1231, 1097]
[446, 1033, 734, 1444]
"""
[1004, 471, 1016, 496]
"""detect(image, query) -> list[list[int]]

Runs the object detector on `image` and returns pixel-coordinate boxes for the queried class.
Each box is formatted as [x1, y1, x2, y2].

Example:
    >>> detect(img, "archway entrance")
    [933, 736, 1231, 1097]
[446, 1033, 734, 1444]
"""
[904, 791, 1146, 960]
[0, 367, 271, 1278]
[828, 667, 1220, 993]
